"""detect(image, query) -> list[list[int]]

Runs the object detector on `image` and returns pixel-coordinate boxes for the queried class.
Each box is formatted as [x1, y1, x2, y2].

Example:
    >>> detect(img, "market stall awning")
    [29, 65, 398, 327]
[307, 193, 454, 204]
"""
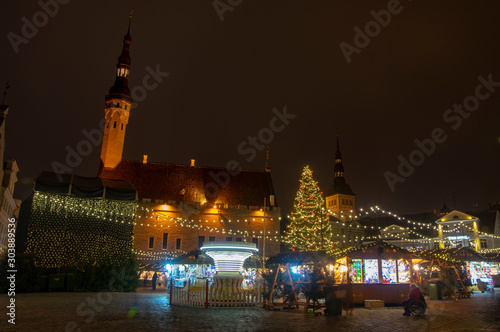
[331, 241, 419, 260]
[171, 250, 215, 265]
[243, 254, 263, 268]
[417, 247, 489, 263]
[266, 250, 333, 266]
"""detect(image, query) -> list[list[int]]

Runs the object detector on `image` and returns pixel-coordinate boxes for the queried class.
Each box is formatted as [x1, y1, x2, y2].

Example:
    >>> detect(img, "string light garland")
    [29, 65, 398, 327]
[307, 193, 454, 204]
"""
[25, 191, 136, 268]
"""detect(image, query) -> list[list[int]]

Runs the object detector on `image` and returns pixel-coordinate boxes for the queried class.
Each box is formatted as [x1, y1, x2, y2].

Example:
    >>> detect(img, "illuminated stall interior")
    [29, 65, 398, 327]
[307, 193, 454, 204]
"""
[331, 241, 422, 304]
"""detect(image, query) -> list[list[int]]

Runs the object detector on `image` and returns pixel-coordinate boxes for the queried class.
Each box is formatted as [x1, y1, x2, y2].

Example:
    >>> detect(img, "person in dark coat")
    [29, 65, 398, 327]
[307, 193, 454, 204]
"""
[152, 272, 158, 291]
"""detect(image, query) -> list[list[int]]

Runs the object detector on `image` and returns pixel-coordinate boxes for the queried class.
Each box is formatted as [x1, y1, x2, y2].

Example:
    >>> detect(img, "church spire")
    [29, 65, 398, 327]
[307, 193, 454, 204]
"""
[100, 14, 134, 170]
[107, 11, 132, 103]
[334, 133, 345, 184]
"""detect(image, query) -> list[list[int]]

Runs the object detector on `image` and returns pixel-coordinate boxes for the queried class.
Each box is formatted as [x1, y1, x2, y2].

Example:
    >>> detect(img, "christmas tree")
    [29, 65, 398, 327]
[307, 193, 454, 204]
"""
[284, 165, 333, 251]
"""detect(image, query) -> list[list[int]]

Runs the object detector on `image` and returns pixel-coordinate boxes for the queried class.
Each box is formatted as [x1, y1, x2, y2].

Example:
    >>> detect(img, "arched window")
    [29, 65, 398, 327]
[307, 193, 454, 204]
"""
[117, 67, 129, 78]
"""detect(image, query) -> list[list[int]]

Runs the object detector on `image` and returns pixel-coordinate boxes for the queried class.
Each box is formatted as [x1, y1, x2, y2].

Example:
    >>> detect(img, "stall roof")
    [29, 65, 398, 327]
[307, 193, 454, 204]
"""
[332, 241, 419, 260]
[34, 171, 137, 201]
[172, 250, 215, 265]
[483, 252, 500, 262]
[417, 247, 489, 263]
[266, 250, 333, 266]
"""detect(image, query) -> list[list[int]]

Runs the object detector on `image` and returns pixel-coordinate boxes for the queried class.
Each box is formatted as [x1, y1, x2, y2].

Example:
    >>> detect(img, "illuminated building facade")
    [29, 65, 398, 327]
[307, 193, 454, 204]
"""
[98, 19, 281, 263]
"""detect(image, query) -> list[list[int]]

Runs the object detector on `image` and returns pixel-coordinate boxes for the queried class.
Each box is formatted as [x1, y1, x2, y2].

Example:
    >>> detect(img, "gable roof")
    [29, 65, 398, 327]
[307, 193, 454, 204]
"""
[436, 210, 478, 223]
[99, 160, 278, 206]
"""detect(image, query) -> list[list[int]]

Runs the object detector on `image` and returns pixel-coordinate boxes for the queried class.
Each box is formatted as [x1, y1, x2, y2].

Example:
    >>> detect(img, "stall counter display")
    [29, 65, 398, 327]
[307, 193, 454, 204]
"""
[364, 259, 379, 284]
[382, 259, 397, 283]
[397, 259, 410, 283]
[467, 261, 494, 284]
[350, 259, 362, 283]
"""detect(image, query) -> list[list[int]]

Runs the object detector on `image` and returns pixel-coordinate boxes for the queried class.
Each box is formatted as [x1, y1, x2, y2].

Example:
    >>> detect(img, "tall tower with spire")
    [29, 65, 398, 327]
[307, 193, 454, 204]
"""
[100, 14, 133, 169]
[325, 134, 356, 221]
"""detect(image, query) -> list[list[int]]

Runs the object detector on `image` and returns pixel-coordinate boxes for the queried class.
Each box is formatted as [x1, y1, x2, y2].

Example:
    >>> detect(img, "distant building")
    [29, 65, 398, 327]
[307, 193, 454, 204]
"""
[359, 205, 500, 252]
[323, 135, 362, 248]
[0, 104, 20, 254]
[98, 19, 281, 263]
[325, 135, 356, 221]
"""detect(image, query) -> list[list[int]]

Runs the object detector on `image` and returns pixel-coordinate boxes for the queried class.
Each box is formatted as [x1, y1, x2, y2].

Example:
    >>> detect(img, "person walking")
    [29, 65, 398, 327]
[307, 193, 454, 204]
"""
[402, 283, 421, 316]
[152, 272, 158, 291]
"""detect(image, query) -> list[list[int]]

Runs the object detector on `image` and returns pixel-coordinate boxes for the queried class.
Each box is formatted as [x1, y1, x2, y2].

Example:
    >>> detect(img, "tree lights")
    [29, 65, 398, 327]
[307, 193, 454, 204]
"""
[283, 166, 333, 251]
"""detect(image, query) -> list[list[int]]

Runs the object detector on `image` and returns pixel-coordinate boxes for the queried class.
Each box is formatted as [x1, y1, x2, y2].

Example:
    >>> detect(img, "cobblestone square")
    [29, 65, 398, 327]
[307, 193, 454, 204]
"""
[1, 288, 499, 331]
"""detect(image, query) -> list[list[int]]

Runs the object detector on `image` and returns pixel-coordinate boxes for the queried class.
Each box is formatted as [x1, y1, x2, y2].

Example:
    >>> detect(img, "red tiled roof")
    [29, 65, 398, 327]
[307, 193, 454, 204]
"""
[99, 160, 278, 206]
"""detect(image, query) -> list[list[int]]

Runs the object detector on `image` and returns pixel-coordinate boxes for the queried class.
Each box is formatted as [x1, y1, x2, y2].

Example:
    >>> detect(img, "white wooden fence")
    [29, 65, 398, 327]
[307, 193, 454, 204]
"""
[170, 280, 264, 307]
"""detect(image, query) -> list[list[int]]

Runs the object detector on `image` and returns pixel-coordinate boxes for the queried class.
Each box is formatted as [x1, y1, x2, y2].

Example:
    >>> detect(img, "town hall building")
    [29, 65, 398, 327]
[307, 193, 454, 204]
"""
[98, 19, 281, 263]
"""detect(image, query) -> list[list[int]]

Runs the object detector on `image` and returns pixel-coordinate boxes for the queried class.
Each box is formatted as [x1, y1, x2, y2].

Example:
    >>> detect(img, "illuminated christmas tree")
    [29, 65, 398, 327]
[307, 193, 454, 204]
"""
[284, 165, 333, 251]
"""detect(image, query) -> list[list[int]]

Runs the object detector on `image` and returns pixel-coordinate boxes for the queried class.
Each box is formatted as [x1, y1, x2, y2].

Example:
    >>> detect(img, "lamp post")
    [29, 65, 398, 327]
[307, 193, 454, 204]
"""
[263, 198, 266, 273]
[263, 195, 275, 273]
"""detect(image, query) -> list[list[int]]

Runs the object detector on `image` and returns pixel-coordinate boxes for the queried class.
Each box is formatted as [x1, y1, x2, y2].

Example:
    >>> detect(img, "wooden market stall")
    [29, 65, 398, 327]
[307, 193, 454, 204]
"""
[265, 251, 335, 311]
[332, 241, 423, 304]
[418, 247, 497, 295]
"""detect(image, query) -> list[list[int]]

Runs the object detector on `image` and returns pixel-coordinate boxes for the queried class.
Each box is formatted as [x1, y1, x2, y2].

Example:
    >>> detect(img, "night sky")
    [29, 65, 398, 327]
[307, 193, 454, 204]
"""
[1, 1, 499, 216]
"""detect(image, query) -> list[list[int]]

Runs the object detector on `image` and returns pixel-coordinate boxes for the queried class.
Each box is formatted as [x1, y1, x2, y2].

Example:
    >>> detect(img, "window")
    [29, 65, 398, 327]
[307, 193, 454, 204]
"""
[113, 121, 117, 129]
[162, 233, 168, 250]
[350, 259, 362, 283]
[480, 239, 487, 248]
[226, 236, 232, 242]
[236, 237, 242, 242]
[199, 236, 205, 248]
[176, 238, 181, 250]
[121, 123, 124, 130]
[148, 237, 154, 249]
[397, 259, 410, 283]
[106, 121, 109, 128]
[252, 238, 258, 245]
[209, 236, 215, 242]
[117, 67, 129, 77]
[382, 260, 397, 284]
[364, 259, 379, 284]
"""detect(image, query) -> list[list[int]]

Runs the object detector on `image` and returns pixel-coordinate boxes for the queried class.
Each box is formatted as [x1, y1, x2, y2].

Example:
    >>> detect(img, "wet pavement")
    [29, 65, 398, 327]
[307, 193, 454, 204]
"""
[1, 288, 499, 331]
